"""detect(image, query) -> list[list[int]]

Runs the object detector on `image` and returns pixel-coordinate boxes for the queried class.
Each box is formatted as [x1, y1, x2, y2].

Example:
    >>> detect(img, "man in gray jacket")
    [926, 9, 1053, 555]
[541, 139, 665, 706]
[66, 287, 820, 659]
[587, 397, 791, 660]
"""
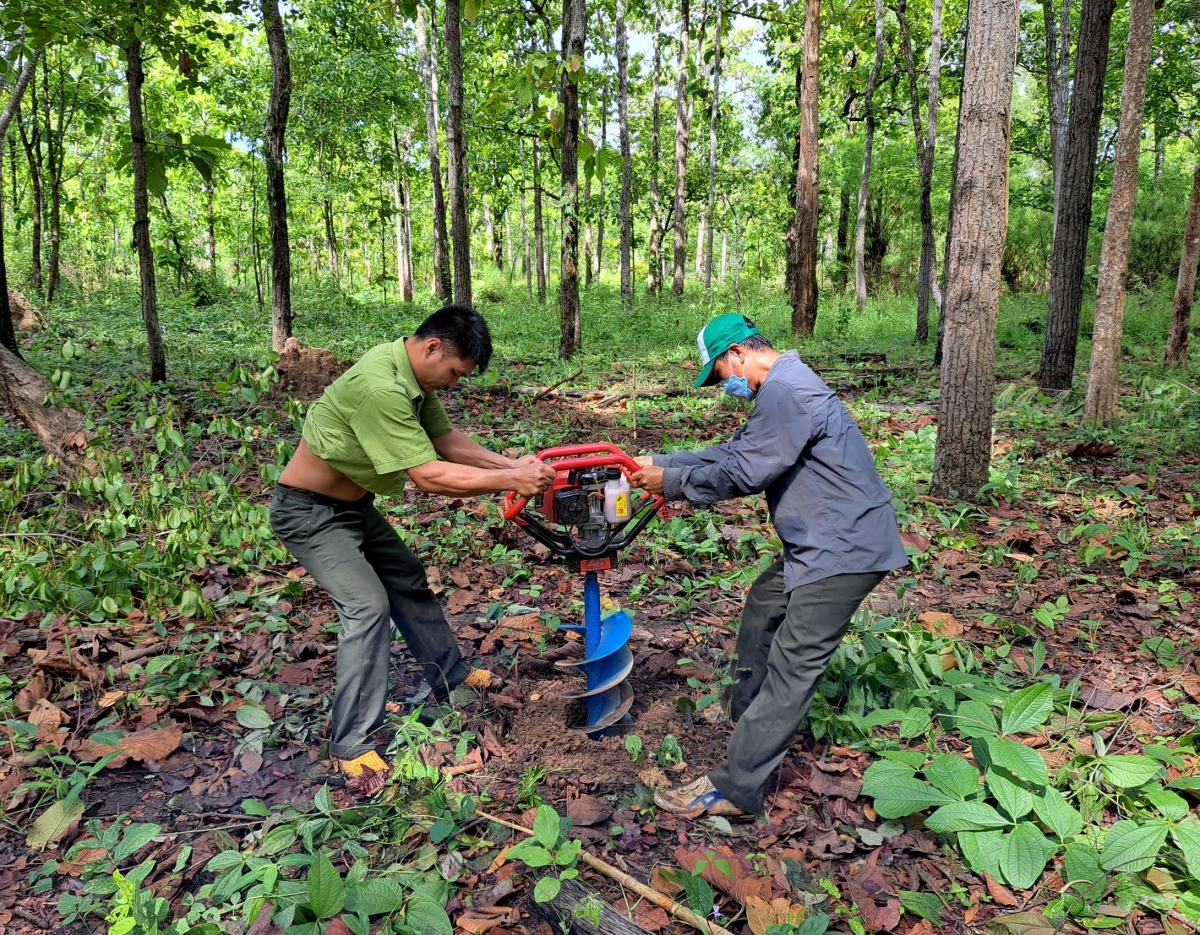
[632, 313, 907, 817]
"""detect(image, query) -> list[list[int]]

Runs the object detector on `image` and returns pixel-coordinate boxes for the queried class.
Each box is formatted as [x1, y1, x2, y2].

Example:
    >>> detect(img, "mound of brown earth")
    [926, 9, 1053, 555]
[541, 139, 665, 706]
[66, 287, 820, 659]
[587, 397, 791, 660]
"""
[271, 337, 349, 400]
[8, 288, 39, 331]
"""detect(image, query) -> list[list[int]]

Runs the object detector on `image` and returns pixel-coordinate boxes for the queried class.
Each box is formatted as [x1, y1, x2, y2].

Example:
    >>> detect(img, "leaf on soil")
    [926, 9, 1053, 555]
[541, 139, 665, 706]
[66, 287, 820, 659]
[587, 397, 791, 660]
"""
[1064, 441, 1118, 459]
[917, 611, 962, 637]
[984, 872, 1018, 907]
[847, 883, 901, 932]
[456, 906, 519, 933]
[76, 721, 184, 768]
[1080, 685, 1138, 711]
[98, 689, 126, 708]
[986, 911, 1057, 935]
[900, 532, 932, 552]
[236, 703, 274, 729]
[674, 845, 772, 903]
[27, 798, 86, 850]
[809, 765, 863, 801]
[746, 896, 806, 935]
[567, 793, 613, 827]
[28, 697, 66, 739]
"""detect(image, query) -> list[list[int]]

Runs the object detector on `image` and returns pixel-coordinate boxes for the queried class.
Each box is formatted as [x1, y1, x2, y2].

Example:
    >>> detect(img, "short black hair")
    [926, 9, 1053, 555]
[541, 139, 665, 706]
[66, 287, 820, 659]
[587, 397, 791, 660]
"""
[713, 320, 773, 370]
[414, 304, 493, 372]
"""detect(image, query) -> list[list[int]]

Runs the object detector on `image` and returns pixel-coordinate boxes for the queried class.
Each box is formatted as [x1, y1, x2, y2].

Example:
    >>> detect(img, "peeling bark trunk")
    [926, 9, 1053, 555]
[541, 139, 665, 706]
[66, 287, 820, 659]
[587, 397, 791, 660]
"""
[855, 0, 885, 311]
[1083, 0, 1154, 423]
[617, 0, 633, 305]
[416, 0, 452, 300]
[647, 0, 664, 295]
[930, 0, 1019, 500]
[786, 0, 820, 334]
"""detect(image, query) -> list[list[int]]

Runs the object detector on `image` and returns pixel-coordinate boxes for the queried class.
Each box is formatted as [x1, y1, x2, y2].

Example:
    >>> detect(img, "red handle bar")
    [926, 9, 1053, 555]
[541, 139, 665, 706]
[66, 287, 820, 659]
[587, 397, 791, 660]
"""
[502, 443, 663, 522]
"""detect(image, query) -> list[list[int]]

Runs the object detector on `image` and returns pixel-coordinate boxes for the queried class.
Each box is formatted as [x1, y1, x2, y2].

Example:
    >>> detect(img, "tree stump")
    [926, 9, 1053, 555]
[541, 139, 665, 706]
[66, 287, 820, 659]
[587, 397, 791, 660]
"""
[528, 877, 653, 935]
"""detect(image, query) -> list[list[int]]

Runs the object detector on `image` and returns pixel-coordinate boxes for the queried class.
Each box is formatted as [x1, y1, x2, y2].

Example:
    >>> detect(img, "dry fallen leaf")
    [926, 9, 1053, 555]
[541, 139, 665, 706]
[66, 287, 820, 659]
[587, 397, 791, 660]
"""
[98, 690, 126, 708]
[746, 896, 806, 935]
[917, 611, 963, 637]
[28, 698, 66, 740]
[985, 872, 1019, 907]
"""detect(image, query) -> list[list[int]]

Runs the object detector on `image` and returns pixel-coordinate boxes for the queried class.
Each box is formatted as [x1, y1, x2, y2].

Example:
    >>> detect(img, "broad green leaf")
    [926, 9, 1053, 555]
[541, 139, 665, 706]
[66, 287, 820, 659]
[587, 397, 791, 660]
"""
[925, 801, 1010, 832]
[1171, 817, 1200, 879]
[555, 838, 581, 866]
[1062, 842, 1106, 907]
[1099, 819, 1169, 873]
[314, 784, 334, 813]
[306, 851, 345, 919]
[876, 748, 928, 768]
[27, 800, 86, 850]
[1144, 787, 1190, 821]
[869, 778, 957, 819]
[204, 851, 243, 872]
[533, 805, 560, 848]
[987, 771, 1034, 821]
[113, 822, 162, 862]
[259, 826, 297, 856]
[1143, 745, 1187, 769]
[405, 893, 452, 935]
[236, 704, 273, 730]
[1032, 787, 1083, 840]
[899, 708, 932, 739]
[855, 708, 907, 729]
[999, 822, 1054, 890]
[898, 891, 943, 924]
[533, 876, 561, 904]
[985, 737, 1049, 787]
[1098, 755, 1162, 789]
[241, 799, 270, 818]
[1166, 776, 1200, 792]
[947, 700, 999, 739]
[924, 754, 981, 800]
[958, 830, 1004, 878]
[428, 817, 454, 844]
[863, 759, 916, 793]
[1001, 682, 1054, 735]
[509, 841, 554, 868]
[345, 879, 405, 915]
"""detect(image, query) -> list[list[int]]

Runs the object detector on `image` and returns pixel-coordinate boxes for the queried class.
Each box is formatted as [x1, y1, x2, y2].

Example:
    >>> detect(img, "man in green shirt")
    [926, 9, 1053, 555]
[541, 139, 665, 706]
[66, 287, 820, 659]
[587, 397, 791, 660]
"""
[270, 306, 555, 777]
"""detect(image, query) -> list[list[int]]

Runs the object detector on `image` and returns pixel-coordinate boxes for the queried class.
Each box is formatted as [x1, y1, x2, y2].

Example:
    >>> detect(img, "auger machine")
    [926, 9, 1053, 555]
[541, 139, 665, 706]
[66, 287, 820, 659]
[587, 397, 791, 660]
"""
[503, 444, 666, 736]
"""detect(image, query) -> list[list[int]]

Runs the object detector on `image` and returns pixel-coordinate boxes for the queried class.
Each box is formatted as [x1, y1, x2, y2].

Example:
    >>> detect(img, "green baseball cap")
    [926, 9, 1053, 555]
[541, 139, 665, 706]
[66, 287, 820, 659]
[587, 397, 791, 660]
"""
[693, 313, 763, 388]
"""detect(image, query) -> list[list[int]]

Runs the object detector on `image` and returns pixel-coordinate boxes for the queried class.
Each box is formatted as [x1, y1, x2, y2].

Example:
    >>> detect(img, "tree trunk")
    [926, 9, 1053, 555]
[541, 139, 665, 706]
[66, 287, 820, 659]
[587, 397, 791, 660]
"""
[416, 0, 452, 300]
[1165, 155, 1200, 366]
[704, 3, 723, 290]
[617, 0, 633, 306]
[1082, 0, 1154, 423]
[1038, 0, 1116, 392]
[855, 0, 885, 311]
[558, 0, 586, 359]
[323, 199, 339, 278]
[251, 158, 264, 308]
[18, 91, 44, 296]
[834, 185, 850, 290]
[520, 138, 533, 299]
[444, 0, 472, 306]
[0, 48, 41, 358]
[41, 54, 68, 305]
[597, 89, 608, 279]
[124, 38, 166, 383]
[583, 101, 594, 290]
[896, 0, 942, 341]
[930, 0, 1019, 500]
[205, 182, 217, 270]
[533, 135, 547, 303]
[786, 0, 820, 334]
[647, 0, 664, 295]
[262, 0, 293, 352]
[0, 344, 93, 471]
[671, 0, 691, 296]
[1042, 0, 1071, 239]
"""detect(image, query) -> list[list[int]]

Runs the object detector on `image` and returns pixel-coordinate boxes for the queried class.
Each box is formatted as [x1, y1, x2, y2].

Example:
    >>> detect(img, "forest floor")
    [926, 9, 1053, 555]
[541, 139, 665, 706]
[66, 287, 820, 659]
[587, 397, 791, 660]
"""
[2, 279, 1200, 935]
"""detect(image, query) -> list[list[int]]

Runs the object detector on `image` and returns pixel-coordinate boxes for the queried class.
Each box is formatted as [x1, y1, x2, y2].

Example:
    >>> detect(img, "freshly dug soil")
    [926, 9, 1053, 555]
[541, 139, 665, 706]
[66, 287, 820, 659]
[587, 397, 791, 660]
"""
[272, 337, 350, 401]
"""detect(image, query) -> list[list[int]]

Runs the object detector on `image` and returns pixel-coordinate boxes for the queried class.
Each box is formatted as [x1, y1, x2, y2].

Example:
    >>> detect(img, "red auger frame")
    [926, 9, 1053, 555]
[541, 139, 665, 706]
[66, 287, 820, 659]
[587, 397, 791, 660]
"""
[501, 443, 667, 570]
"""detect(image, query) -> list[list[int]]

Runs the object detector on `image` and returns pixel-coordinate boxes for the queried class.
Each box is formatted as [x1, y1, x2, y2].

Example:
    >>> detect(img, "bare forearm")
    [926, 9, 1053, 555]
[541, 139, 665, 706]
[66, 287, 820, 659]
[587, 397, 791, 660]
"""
[408, 460, 527, 497]
[432, 429, 515, 469]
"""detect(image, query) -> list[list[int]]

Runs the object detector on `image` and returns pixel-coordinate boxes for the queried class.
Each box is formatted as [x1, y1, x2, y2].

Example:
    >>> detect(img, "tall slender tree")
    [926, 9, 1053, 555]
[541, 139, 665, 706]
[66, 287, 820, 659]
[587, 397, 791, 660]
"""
[855, 0, 884, 311]
[930, 0, 1020, 500]
[647, 0, 664, 294]
[1165, 153, 1200, 367]
[1042, 0, 1071, 238]
[671, 0, 691, 296]
[262, 0, 293, 352]
[616, 0, 633, 305]
[786, 0, 820, 334]
[0, 47, 41, 360]
[416, 0, 452, 299]
[444, 0, 471, 305]
[533, 134, 547, 303]
[1038, 0, 1117, 392]
[1083, 0, 1154, 423]
[558, 0, 586, 358]
[703, 3, 723, 289]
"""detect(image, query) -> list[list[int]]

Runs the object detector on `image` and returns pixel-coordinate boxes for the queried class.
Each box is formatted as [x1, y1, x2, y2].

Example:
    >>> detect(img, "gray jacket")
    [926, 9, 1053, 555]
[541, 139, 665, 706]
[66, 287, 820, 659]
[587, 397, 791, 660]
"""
[656, 351, 908, 592]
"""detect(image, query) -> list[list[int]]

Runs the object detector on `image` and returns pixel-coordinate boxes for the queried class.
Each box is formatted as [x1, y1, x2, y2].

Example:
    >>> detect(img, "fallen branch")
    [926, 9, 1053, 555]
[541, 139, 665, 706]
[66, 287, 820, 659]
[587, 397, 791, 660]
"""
[532, 366, 585, 402]
[0, 344, 94, 473]
[478, 809, 737, 935]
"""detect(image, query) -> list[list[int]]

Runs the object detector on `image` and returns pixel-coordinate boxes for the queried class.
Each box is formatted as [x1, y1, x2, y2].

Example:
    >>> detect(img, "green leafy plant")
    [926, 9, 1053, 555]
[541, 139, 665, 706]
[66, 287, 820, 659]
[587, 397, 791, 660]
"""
[506, 805, 582, 904]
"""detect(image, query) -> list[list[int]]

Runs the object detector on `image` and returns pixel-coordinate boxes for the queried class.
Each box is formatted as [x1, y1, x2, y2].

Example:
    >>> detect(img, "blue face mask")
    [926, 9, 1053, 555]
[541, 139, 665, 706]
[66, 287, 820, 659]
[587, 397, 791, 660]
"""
[722, 359, 756, 399]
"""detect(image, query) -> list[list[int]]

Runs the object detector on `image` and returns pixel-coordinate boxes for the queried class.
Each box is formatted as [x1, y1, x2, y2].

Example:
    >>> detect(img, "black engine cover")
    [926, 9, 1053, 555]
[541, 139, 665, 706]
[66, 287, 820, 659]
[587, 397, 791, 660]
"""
[553, 489, 592, 526]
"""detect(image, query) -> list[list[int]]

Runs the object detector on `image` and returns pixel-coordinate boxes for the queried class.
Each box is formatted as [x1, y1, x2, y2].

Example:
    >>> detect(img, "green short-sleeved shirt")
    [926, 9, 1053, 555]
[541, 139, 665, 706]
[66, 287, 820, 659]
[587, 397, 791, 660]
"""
[302, 339, 454, 496]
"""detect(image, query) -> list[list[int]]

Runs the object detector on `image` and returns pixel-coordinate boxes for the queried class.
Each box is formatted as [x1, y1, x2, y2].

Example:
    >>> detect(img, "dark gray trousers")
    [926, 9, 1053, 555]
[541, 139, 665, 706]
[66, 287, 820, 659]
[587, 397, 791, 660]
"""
[269, 485, 468, 758]
[708, 556, 886, 814]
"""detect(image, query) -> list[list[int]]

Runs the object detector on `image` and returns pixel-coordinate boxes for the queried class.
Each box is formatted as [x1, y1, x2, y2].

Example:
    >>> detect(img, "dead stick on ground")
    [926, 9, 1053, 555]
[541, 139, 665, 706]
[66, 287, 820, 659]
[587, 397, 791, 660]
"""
[533, 367, 585, 402]
[478, 810, 735, 935]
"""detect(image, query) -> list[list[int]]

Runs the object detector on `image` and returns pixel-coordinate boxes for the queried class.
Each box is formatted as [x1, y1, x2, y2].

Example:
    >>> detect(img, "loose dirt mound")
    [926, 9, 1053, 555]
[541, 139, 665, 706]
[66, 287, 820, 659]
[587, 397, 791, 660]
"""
[272, 337, 349, 400]
[8, 288, 39, 332]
